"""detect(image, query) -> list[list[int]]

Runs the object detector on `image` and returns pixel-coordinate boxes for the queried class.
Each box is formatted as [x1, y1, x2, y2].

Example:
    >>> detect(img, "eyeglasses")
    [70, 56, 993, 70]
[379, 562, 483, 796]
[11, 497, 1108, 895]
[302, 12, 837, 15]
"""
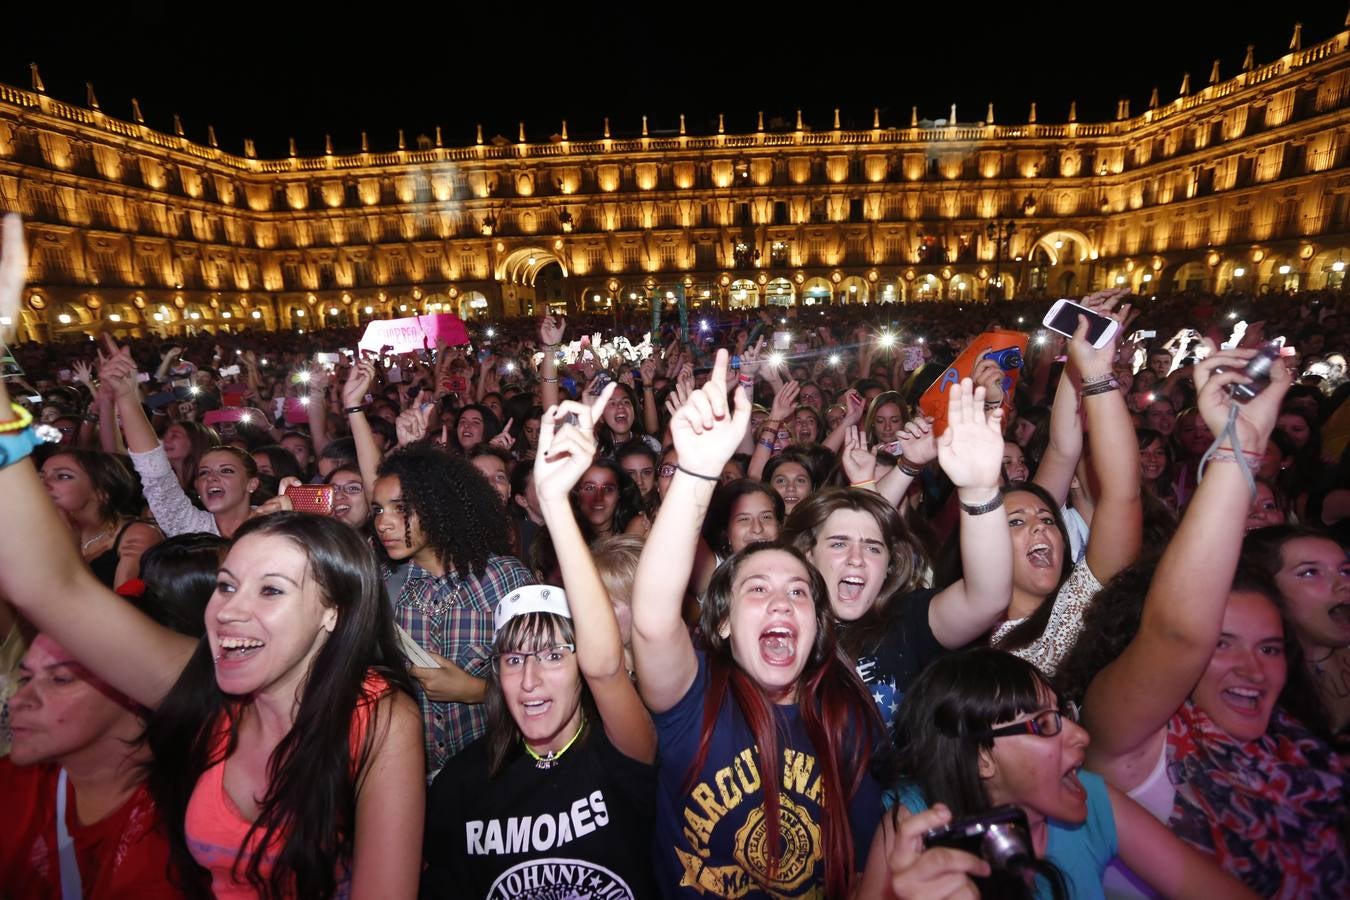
[493, 644, 576, 671]
[579, 482, 617, 496]
[982, 702, 1080, 740]
[658, 464, 677, 478]
[332, 483, 365, 496]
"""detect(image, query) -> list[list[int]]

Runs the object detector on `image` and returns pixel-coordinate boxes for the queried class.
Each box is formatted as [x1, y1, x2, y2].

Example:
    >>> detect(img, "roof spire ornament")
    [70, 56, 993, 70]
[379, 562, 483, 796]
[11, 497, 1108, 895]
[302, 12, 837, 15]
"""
[362, 131, 370, 152]
[397, 129, 406, 150]
[1209, 59, 1221, 84]
[872, 107, 880, 128]
[678, 114, 686, 135]
[986, 102, 995, 124]
[1289, 22, 1302, 51]
[85, 82, 99, 110]
[324, 134, 333, 155]
[757, 111, 764, 132]
[435, 126, 442, 147]
[207, 125, 218, 148]
[910, 106, 918, 127]
[603, 117, 611, 139]
[797, 108, 805, 130]
[1028, 101, 1037, 123]
[642, 115, 648, 137]
[131, 98, 144, 124]
[29, 63, 44, 93]
[173, 114, 185, 136]
[1179, 72, 1191, 96]
[1243, 44, 1255, 71]
[561, 120, 569, 141]
[1148, 87, 1159, 109]
[475, 124, 483, 145]
[833, 108, 841, 129]
[288, 137, 297, 157]
[1067, 100, 1077, 122]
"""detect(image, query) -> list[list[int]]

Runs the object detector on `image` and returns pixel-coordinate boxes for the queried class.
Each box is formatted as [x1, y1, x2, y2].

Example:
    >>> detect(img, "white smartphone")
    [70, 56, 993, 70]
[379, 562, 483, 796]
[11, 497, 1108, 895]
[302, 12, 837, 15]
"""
[1042, 299, 1119, 349]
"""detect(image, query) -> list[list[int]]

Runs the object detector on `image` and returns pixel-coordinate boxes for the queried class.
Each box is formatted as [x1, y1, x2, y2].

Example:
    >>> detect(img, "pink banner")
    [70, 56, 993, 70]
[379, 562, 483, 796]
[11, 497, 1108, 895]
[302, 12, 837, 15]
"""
[358, 313, 470, 356]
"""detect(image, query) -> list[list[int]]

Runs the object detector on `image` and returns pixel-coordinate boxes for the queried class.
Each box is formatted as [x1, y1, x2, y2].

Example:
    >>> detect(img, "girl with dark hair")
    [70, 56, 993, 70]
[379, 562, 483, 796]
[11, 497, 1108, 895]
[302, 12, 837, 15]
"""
[1243, 525, 1350, 741]
[160, 419, 221, 492]
[101, 342, 262, 538]
[595, 380, 660, 457]
[864, 390, 908, 449]
[1080, 348, 1346, 896]
[0, 315, 424, 900]
[790, 405, 826, 446]
[424, 385, 657, 899]
[986, 294, 1142, 675]
[631, 351, 884, 898]
[762, 447, 818, 516]
[1136, 427, 1178, 512]
[787, 376, 1013, 722]
[41, 448, 163, 588]
[455, 403, 502, 453]
[703, 478, 786, 558]
[858, 648, 1257, 900]
[572, 458, 647, 541]
[132, 532, 230, 637]
[251, 444, 304, 482]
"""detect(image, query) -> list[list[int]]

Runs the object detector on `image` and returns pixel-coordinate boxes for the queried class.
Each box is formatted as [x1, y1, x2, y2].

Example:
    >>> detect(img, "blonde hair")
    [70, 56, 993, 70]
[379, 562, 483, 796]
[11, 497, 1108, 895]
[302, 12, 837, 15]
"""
[592, 534, 644, 610]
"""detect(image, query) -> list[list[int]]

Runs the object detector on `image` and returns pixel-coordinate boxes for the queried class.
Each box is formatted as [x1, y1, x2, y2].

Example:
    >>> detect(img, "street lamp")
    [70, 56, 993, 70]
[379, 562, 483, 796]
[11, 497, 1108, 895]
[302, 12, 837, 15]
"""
[985, 219, 1018, 300]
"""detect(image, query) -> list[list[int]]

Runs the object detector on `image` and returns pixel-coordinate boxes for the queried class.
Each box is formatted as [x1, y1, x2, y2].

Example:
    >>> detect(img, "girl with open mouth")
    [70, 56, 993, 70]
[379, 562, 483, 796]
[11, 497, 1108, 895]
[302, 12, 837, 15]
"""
[1064, 347, 1347, 897]
[859, 648, 1256, 900]
[423, 383, 657, 899]
[632, 351, 884, 898]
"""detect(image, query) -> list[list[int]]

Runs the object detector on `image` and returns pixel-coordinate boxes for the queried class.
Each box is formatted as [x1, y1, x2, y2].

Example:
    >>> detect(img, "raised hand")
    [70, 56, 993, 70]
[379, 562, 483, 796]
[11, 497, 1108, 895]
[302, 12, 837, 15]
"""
[840, 388, 866, 427]
[1067, 287, 1132, 379]
[342, 359, 376, 409]
[1193, 344, 1291, 454]
[769, 379, 800, 423]
[71, 359, 97, 393]
[971, 357, 1005, 405]
[534, 382, 616, 504]
[895, 414, 939, 467]
[738, 337, 767, 379]
[97, 335, 140, 401]
[841, 426, 877, 486]
[540, 314, 566, 346]
[639, 355, 657, 385]
[668, 350, 751, 477]
[489, 418, 516, 451]
[936, 378, 1004, 491]
[395, 406, 432, 447]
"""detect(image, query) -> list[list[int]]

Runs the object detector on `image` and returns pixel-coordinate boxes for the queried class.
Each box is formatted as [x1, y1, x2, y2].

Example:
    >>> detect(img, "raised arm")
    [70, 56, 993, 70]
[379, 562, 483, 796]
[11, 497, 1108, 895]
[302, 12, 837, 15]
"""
[632, 349, 750, 713]
[926, 378, 1014, 647]
[821, 388, 865, 454]
[1069, 291, 1142, 584]
[1031, 369, 1081, 506]
[306, 366, 333, 456]
[0, 214, 194, 709]
[539, 315, 564, 411]
[747, 379, 797, 481]
[342, 360, 381, 493]
[534, 384, 656, 764]
[1084, 346, 1289, 765]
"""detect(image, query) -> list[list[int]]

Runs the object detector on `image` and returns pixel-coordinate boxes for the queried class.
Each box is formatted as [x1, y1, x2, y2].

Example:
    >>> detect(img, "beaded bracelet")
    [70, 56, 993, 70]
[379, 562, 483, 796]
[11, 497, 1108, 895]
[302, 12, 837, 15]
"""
[0, 402, 34, 434]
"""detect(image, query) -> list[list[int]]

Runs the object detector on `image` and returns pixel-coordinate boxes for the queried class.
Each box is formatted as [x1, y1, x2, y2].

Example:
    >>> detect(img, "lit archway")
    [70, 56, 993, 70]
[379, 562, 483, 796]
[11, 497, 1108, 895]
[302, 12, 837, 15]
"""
[1030, 228, 1095, 265]
[497, 247, 569, 285]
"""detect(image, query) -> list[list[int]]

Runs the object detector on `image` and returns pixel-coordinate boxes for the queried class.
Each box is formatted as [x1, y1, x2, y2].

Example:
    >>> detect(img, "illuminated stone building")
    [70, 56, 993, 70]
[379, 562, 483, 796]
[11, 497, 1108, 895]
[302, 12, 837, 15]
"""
[0, 21, 1347, 341]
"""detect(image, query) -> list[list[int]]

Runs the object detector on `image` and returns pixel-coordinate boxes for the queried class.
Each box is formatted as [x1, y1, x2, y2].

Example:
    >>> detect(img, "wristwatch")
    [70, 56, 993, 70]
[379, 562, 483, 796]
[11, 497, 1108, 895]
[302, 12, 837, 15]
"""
[0, 424, 61, 469]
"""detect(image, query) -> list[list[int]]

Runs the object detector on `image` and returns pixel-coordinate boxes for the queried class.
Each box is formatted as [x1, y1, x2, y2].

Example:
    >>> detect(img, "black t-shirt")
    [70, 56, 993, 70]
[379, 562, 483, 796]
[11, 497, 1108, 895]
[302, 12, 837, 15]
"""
[423, 726, 658, 900]
[852, 587, 946, 727]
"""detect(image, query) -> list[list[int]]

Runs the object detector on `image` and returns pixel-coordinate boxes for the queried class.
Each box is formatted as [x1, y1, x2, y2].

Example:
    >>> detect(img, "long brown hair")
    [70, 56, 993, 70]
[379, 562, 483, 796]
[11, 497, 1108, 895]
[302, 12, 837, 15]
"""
[781, 488, 927, 660]
[690, 542, 883, 898]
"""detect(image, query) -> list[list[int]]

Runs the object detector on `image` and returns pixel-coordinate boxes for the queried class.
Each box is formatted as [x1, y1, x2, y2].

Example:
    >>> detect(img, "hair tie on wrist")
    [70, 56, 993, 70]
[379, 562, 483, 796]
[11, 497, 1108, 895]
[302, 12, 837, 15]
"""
[675, 463, 720, 482]
[344, 406, 365, 415]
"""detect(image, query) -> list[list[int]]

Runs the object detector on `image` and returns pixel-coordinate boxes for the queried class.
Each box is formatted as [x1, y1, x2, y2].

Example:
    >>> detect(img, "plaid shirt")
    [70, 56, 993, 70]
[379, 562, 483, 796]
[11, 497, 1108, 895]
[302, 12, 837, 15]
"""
[396, 553, 534, 773]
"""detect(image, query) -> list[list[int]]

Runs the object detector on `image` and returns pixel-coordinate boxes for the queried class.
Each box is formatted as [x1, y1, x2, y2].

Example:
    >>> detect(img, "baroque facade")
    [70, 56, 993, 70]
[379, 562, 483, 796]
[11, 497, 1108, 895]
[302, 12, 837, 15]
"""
[1, 23, 1349, 342]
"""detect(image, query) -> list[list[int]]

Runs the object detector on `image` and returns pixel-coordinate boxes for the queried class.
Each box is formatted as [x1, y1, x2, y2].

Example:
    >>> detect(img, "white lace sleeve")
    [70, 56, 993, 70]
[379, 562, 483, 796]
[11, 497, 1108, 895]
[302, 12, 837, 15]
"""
[1003, 560, 1103, 676]
[129, 445, 218, 537]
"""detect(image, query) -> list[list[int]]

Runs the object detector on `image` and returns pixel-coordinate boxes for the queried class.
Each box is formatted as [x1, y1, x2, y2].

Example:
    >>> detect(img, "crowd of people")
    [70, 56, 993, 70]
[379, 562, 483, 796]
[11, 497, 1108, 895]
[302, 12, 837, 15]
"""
[0, 204, 1346, 899]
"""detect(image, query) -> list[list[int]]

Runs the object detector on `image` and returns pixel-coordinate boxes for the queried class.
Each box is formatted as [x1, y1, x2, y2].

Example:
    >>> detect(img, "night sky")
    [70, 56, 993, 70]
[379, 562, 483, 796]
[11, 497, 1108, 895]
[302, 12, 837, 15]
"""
[3, 2, 1344, 159]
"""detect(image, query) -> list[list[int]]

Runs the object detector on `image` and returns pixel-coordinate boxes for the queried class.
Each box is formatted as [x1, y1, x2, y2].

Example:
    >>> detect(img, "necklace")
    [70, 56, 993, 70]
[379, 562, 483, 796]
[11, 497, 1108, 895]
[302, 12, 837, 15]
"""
[81, 525, 113, 554]
[522, 713, 585, 770]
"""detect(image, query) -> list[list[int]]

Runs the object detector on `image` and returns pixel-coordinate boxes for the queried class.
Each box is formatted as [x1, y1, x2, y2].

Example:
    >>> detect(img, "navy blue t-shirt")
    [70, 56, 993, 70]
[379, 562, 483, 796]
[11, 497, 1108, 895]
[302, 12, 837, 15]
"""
[651, 650, 883, 898]
[852, 588, 946, 727]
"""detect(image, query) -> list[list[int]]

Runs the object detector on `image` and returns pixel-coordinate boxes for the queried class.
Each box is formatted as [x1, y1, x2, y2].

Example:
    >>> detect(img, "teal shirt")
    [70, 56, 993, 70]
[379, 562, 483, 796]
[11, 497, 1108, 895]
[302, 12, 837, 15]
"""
[890, 770, 1119, 899]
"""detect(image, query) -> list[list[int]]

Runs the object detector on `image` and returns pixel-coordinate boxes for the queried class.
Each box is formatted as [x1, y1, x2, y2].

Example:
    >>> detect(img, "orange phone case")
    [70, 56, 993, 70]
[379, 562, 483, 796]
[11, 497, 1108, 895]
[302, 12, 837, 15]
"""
[918, 328, 1028, 435]
[284, 484, 335, 515]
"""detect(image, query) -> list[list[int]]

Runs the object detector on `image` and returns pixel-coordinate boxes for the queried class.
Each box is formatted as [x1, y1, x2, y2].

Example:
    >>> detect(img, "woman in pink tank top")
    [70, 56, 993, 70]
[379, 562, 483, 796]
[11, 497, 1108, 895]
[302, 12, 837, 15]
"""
[0, 222, 424, 898]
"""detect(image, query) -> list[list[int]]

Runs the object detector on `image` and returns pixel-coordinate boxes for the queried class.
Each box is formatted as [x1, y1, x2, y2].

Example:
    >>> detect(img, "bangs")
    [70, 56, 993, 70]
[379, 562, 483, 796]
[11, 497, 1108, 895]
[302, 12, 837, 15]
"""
[494, 611, 573, 654]
[931, 651, 1054, 740]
